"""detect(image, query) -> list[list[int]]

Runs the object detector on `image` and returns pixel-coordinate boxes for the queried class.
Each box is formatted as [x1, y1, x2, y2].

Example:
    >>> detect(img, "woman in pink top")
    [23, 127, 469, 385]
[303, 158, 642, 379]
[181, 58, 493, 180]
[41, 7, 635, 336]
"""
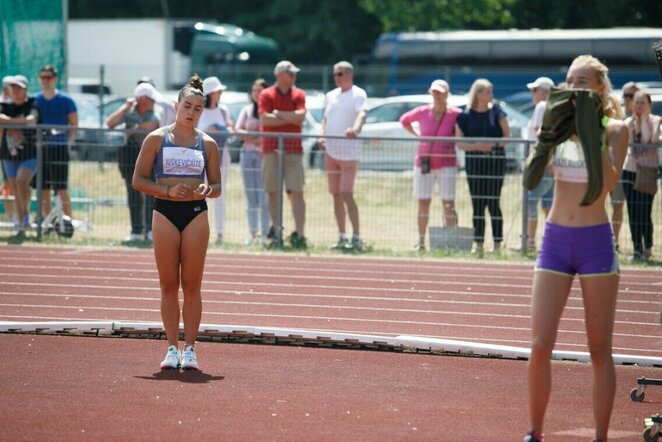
[399, 79, 462, 251]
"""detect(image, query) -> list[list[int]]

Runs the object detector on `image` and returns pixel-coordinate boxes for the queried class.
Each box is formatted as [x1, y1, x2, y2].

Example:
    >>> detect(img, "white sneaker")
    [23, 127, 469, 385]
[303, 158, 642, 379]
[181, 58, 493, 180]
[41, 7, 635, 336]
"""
[124, 233, 142, 242]
[160, 345, 180, 370]
[180, 345, 199, 370]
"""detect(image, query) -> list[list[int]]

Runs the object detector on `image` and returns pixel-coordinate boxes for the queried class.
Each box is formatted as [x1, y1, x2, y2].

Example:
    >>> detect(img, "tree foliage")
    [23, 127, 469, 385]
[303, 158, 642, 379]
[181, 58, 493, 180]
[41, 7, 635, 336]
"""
[359, 0, 518, 31]
[508, 0, 661, 29]
[359, 0, 662, 31]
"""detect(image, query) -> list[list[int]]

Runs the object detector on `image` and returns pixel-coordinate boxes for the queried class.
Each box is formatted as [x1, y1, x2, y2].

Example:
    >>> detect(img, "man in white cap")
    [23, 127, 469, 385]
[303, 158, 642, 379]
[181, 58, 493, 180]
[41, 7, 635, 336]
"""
[259, 60, 308, 248]
[137, 77, 176, 126]
[106, 82, 160, 242]
[524, 76, 555, 252]
[525, 76, 554, 142]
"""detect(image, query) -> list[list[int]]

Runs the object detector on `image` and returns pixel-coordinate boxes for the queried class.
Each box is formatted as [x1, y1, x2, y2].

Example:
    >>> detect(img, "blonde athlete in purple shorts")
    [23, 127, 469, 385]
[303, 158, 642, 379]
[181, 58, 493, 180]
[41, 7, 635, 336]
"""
[536, 223, 618, 276]
[523, 55, 629, 442]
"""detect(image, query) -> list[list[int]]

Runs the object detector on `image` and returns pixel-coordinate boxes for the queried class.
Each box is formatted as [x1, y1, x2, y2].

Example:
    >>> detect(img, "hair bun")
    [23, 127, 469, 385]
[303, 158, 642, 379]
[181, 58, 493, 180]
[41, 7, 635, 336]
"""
[188, 74, 204, 93]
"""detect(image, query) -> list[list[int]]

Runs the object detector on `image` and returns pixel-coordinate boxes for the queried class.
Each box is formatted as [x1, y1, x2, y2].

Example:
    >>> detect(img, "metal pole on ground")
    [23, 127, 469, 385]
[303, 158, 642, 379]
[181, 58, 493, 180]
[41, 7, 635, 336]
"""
[275, 135, 285, 246]
[35, 128, 44, 240]
[520, 140, 531, 255]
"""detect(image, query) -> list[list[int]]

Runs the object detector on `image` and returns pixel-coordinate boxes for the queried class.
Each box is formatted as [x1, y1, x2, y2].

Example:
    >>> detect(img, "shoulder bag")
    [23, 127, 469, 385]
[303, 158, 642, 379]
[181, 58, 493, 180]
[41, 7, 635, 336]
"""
[634, 163, 659, 195]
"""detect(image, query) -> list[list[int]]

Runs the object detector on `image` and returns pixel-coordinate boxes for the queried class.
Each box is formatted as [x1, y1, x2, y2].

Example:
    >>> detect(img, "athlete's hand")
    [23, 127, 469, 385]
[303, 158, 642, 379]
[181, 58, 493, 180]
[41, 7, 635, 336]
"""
[169, 183, 193, 199]
[193, 183, 212, 199]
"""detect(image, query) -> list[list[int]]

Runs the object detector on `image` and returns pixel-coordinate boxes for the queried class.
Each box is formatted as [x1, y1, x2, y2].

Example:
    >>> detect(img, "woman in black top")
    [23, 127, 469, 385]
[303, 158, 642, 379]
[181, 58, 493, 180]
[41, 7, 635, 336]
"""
[455, 78, 510, 254]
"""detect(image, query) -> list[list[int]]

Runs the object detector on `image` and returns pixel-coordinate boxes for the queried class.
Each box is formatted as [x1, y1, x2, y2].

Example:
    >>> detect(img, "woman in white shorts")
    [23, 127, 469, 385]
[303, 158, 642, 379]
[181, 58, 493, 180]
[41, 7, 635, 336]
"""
[399, 79, 462, 251]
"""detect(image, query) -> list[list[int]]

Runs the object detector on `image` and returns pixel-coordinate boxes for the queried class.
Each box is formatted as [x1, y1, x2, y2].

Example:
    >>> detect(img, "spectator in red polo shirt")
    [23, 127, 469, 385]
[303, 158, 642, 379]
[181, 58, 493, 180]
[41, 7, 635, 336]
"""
[258, 60, 308, 248]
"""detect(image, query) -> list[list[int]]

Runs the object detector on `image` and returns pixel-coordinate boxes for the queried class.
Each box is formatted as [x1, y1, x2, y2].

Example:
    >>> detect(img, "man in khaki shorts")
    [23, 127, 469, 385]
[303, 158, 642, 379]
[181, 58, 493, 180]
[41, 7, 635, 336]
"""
[259, 61, 308, 248]
[319, 61, 367, 251]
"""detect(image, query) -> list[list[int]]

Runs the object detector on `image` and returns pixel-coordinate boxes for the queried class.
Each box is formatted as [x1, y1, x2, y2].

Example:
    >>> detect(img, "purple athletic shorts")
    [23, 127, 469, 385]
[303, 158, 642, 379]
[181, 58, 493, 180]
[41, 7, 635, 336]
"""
[535, 222, 619, 277]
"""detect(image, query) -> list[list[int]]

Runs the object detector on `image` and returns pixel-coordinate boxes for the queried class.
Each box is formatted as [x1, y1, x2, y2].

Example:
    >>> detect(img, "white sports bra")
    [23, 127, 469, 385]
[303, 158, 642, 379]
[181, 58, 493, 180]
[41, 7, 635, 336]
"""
[552, 139, 588, 183]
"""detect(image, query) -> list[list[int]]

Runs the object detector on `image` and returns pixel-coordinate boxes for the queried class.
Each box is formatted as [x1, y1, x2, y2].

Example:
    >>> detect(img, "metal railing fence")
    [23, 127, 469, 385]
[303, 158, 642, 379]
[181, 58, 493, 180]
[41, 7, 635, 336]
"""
[1, 124, 660, 260]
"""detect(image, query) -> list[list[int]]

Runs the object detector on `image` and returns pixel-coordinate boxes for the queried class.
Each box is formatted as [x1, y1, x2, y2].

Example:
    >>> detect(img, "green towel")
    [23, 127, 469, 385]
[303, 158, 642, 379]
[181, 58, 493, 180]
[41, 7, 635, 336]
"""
[523, 87, 606, 206]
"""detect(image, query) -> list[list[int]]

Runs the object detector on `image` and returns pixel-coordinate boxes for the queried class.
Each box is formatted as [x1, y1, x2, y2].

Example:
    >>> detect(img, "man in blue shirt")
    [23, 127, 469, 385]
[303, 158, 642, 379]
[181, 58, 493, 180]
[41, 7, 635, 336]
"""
[34, 65, 77, 217]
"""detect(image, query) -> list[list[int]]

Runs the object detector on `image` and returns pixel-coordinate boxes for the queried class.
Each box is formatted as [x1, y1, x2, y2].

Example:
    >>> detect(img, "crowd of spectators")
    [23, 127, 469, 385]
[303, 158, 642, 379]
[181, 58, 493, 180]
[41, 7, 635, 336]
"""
[0, 61, 660, 261]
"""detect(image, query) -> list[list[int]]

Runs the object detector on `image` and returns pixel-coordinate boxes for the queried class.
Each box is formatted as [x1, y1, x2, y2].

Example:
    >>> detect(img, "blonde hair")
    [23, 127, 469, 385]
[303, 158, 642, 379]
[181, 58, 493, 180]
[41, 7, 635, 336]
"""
[467, 78, 493, 110]
[606, 95, 624, 119]
[569, 55, 618, 117]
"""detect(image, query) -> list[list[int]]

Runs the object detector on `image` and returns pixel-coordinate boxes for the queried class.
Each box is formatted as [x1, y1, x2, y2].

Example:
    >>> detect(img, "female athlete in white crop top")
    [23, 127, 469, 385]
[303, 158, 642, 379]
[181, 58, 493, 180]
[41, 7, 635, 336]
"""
[523, 55, 629, 442]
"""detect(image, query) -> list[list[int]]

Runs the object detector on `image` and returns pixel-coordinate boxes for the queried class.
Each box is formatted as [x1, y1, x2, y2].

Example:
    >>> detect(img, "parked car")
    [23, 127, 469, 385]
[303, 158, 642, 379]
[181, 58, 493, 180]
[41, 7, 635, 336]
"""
[305, 90, 326, 123]
[215, 91, 322, 165]
[306, 94, 386, 169]
[358, 94, 529, 171]
[67, 77, 112, 95]
[93, 90, 250, 162]
[501, 91, 536, 118]
[70, 93, 125, 162]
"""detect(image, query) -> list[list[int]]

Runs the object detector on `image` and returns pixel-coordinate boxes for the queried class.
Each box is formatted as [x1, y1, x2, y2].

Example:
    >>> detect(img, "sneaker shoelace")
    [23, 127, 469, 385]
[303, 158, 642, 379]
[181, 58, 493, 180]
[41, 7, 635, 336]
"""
[183, 346, 196, 360]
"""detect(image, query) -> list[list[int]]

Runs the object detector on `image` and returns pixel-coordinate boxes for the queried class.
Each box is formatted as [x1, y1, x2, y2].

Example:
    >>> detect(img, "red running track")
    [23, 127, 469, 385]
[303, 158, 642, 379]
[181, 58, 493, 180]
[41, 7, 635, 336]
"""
[1, 244, 661, 441]
[1, 244, 660, 357]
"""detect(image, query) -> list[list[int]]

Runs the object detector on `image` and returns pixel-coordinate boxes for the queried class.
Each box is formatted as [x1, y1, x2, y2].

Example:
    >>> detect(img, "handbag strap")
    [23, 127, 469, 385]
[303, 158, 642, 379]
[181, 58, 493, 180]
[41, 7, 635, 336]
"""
[429, 109, 448, 155]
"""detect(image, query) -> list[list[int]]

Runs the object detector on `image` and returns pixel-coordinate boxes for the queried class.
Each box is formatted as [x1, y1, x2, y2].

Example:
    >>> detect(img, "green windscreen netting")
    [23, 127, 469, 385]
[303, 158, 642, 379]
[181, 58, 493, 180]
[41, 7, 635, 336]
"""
[0, 0, 66, 91]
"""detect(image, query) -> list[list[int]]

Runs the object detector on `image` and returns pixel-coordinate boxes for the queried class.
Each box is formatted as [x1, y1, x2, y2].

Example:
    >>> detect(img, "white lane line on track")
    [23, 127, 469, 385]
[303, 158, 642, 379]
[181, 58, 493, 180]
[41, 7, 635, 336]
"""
[0, 290, 658, 319]
[0, 266, 537, 288]
[1, 275, 660, 301]
[0, 281, 657, 310]
[0, 259, 659, 289]
[0, 292, 662, 328]
[1, 303, 660, 341]
[7, 248, 661, 275]
[2, 247, 658, 355]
